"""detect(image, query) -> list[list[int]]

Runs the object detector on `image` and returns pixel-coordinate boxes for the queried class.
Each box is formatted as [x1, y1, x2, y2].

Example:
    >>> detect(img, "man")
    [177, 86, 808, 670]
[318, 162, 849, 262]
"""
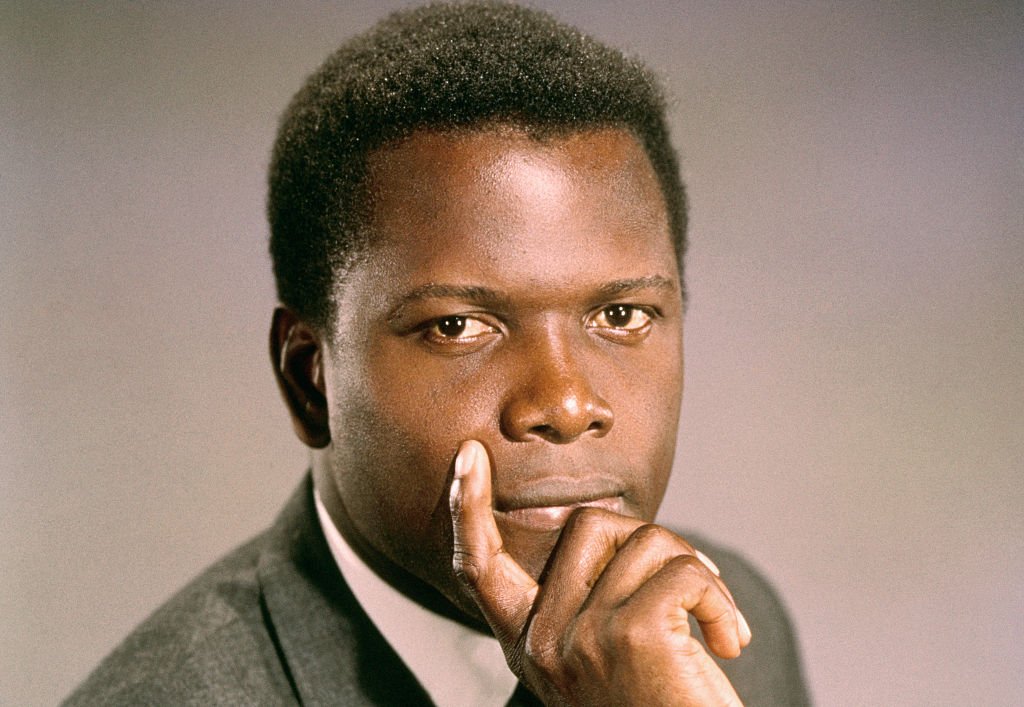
[65, 3, 808, 705]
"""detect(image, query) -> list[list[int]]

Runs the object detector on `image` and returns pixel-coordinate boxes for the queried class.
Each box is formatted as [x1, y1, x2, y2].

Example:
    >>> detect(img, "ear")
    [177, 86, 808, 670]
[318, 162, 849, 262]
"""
[270, 306, 330, 448]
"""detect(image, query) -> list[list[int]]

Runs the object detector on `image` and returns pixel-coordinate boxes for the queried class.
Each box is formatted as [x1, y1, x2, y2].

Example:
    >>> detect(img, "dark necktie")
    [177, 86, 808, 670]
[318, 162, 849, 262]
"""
[505, 681, 544, 707]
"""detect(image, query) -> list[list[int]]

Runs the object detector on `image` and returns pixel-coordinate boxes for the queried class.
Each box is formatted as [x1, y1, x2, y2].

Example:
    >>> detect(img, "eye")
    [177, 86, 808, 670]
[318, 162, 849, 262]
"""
[587, 304, 654, 341]
[590, 304, 652, 330]
[422, 315, 497, 345]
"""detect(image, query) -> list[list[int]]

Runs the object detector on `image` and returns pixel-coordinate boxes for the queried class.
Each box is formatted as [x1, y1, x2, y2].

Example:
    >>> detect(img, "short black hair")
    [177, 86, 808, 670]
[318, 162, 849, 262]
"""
[269, 1, 687, 331]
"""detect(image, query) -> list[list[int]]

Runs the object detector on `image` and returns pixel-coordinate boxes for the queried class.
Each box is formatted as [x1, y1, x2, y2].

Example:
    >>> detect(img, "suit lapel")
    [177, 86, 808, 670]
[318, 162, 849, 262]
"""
[257, 476, 433, 706]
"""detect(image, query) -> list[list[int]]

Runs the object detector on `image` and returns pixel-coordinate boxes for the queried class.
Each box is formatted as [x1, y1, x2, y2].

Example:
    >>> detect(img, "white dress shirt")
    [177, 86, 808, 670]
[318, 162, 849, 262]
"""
[315, 490, 520, 707]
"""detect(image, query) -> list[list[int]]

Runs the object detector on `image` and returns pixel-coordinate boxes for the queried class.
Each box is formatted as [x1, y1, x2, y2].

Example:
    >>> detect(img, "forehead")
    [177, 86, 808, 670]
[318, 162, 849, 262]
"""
[365, 126, 666, 222]
[329, 128, 679, 321]
[358, 127, 675, 284]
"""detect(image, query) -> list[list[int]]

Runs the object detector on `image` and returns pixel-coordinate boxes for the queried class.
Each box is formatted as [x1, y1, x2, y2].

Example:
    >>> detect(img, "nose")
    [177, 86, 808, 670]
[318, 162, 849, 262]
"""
[500, 334, 614, 444]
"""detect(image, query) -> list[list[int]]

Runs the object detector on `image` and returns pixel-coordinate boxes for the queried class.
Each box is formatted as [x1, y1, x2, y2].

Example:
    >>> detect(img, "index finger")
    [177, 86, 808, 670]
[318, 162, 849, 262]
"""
[450, 440, 538, 647]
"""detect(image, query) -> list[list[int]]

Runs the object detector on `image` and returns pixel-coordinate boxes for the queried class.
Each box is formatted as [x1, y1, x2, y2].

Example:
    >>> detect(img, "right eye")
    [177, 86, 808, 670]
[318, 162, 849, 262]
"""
[421, 315, 497, 346]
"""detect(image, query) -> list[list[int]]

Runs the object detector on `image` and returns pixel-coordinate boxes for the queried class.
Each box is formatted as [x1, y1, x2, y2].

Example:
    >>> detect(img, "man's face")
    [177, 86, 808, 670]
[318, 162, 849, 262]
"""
[319, 127, 683, 615]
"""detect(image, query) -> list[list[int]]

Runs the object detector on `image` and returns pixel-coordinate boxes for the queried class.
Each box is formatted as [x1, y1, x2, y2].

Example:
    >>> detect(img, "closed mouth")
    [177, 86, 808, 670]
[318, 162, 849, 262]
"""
[494, 495, 625, 532]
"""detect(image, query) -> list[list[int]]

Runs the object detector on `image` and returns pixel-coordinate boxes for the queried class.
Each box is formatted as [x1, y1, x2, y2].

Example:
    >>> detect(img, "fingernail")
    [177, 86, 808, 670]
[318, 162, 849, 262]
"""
[454, 441, 475, 480]
[737, 609, 752, 644]
[695, 549, 720, 576]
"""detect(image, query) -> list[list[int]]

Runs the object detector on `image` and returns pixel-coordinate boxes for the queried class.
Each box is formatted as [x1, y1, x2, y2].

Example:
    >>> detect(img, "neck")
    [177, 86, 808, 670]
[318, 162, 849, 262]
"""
[311, 450, 492, 635]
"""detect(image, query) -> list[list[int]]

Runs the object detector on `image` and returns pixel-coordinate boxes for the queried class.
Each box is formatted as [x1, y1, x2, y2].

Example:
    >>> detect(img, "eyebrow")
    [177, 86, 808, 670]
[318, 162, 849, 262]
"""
[386, 283, 510, 323]
[385, 275, 678, 323]
[595, 275, 678, 298]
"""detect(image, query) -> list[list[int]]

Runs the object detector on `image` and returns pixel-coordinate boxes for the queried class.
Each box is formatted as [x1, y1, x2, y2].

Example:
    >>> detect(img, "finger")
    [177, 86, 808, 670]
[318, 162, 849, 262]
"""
[582, 523, 696, 616]
[450, 440, 537, 646]
[694, 549, 720, 577]
[585, 528, 751, 655]
[528, 508, 645, 657]
[611, 583, 744, 707]
[692, 548, 752, 648]
[621, 553, 745, 659]
[698, 567, 753, 649]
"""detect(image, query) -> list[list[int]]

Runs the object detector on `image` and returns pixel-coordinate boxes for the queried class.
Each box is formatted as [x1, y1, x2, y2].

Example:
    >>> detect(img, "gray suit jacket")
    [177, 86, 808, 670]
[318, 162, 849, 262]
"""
[64, 476, 810, 705]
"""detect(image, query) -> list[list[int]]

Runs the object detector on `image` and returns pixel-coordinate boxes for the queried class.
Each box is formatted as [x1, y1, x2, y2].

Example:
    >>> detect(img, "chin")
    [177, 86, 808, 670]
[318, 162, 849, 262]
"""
[503, 527, 563, 583]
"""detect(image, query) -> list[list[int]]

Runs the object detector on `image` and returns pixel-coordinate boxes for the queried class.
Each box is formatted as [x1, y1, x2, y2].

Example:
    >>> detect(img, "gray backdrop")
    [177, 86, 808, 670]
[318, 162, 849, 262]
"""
[3, 2, 1021, 705]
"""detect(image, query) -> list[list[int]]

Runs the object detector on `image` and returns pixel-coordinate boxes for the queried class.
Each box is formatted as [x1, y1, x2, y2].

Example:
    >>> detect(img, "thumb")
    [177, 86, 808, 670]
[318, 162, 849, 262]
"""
[450, 440, 537, 648]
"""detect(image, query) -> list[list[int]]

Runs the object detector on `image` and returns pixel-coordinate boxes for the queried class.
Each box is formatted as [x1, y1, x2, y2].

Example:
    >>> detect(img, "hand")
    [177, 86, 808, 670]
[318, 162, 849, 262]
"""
[449, 440, 751, 706]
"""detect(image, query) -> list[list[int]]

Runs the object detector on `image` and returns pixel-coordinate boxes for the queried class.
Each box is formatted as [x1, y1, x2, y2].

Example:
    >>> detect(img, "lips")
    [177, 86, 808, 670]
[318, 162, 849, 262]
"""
[494, 494, 626, 533]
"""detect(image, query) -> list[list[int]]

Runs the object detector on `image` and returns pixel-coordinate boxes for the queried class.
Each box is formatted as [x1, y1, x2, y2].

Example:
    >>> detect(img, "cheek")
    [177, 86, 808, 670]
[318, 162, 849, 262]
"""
[377, 348, 496, 424]
[351, 342, 501, 498]
[617, 344, 682, 511]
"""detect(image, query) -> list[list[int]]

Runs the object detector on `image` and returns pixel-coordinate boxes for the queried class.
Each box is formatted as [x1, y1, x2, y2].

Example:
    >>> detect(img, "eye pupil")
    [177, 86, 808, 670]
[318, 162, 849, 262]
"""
[437, 316, 466, 337]
[605, 305, 632, 327]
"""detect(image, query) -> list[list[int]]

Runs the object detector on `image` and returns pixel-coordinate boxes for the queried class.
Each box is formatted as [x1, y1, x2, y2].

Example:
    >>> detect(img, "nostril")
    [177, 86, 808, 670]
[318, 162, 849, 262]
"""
[530, 424, 556, 438]
[527, 418, 608, 443]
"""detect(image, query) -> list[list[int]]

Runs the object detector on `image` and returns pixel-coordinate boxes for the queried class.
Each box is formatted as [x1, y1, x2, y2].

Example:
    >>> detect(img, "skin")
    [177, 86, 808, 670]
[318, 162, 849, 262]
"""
[271, 126, 749, 705]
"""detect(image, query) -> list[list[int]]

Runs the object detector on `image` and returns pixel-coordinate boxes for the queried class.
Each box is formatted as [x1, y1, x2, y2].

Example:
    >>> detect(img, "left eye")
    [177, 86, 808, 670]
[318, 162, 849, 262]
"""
[588, 304, 652, 331]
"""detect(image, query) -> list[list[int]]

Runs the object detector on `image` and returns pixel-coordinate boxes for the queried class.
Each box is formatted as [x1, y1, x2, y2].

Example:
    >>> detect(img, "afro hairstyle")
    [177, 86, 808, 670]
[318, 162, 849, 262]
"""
[268, 1, 687, 331]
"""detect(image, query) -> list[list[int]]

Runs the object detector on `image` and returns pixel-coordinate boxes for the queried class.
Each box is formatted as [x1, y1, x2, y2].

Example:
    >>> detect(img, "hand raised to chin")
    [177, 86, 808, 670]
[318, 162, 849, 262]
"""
[449, 440, 750, 707]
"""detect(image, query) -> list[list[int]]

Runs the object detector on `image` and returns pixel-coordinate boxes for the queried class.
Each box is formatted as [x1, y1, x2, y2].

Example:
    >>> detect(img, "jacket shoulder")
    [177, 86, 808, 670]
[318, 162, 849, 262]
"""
[62, 532, 296, 706]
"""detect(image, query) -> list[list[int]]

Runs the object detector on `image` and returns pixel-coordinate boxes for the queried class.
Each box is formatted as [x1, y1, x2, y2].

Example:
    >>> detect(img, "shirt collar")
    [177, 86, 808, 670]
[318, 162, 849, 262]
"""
[314, 489, 519, 707]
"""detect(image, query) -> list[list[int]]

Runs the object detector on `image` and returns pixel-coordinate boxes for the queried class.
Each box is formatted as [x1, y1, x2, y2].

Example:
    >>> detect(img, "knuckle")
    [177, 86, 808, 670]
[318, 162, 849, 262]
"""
[563, 505, 608, 533]
[610, 612, 651, 653]
[666, 554, 716, 602]
[628, 522, 674, 545]
[668, 551, 704, 573]
[677, 636, 706, 661]
[626, 523, 691, 558]
[522, 628, 545, 665]
[564, 615, 596, 655]
[451, 548, 483, 586]
[523, 618, 550, 660]
[522, 623, 560, 681]
[560, 619, 602, 681]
